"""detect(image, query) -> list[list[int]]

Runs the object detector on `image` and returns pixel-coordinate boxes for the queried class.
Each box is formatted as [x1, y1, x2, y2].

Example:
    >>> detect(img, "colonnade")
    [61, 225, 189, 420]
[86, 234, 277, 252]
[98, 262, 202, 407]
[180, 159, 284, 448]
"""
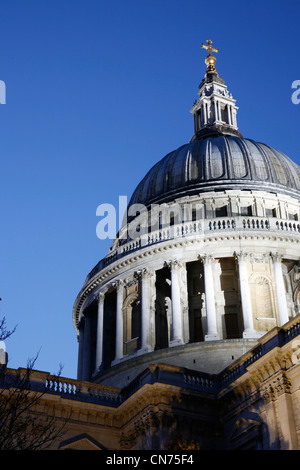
[194, 98, 238, 133]
[77, 251, 290, 381]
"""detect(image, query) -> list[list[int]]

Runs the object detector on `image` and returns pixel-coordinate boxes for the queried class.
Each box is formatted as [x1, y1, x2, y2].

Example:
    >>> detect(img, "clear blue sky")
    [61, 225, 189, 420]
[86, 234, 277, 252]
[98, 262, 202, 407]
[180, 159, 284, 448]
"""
[0, 0, 299, 379]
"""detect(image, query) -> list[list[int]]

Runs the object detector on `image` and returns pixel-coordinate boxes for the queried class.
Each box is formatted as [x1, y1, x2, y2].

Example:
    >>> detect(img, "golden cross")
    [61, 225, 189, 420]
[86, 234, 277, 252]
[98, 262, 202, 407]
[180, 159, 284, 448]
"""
[201, 39, 218, 56]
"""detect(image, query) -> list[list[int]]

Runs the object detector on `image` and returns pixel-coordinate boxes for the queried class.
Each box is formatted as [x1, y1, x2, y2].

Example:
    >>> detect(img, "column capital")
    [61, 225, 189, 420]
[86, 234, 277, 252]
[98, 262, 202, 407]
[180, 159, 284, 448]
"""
[134, 267, 154, 280]
[164, 259, 182, 270]
[234, 251, 253, 263]
[112, 279, 124, 289]
[199, 254, 214, 265]
[96, 292, 105, 302]
[270, 252, 283, 263]
[124, 276, 138, 287]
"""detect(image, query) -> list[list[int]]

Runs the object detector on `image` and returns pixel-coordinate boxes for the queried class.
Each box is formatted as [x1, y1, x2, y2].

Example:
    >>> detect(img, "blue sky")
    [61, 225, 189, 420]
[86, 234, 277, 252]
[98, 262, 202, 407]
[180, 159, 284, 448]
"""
[0, 0, 299, 379]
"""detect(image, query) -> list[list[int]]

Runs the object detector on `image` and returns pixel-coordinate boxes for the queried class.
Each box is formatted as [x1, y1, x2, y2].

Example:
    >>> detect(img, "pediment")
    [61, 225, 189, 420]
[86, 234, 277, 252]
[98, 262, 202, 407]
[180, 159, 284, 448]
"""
[230, 415, 262, 442]
[59, 433, 106, 450]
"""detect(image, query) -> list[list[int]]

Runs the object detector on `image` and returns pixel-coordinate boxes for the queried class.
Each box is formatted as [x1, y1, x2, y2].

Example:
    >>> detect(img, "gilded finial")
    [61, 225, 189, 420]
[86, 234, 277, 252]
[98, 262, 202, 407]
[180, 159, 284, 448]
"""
[201, 39, 219, 76]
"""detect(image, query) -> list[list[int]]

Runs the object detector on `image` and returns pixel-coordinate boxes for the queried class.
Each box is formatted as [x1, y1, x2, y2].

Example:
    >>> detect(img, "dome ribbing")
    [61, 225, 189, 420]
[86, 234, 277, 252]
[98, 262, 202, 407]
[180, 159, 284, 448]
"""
[129, 134, 300, 207]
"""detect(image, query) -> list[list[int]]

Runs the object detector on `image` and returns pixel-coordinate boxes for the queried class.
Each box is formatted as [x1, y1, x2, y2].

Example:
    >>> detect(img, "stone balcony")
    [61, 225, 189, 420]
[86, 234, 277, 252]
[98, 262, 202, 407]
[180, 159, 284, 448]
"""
[86, 216, 300, 284]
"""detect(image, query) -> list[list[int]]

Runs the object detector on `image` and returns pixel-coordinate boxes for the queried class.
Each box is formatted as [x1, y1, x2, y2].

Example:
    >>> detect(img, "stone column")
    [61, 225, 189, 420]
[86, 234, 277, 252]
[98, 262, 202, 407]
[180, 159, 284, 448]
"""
[140, 268, 155, 353]
[218, 101, 221, 121]
[200, 255, 219, 341]
[235, 252, 258, 338]
[76, 322, 84, 380]
[165, 260, 184, 346]
[213, 100, 218, 122]
[228, 105, 232, 125]
[271, 253, 289, 326]
[113, 280, 124, 362]
[94, 292, 105, 375]
[82, 314, 91, 381]
[203, 102, 207, 125]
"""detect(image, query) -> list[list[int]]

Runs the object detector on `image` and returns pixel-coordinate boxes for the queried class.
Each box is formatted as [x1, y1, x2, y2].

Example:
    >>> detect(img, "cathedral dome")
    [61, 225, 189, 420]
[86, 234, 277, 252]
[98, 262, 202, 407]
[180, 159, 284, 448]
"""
[73, 41, 300, 389]
[129, 133, 300, 208]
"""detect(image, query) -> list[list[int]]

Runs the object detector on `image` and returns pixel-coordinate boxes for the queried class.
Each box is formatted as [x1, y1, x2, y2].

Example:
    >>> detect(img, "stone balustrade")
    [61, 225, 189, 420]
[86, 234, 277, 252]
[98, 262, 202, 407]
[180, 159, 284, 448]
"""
[44, 375, 122, 405]
[86, 216, 300, 283]
[5, 317, 300, 408]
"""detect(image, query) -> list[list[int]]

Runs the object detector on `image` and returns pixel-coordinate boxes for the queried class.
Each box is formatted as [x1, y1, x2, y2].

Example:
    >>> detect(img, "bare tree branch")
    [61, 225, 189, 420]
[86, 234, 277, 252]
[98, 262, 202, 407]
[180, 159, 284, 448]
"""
[0, 320, 69, 449]
[0, 316, 17, 342]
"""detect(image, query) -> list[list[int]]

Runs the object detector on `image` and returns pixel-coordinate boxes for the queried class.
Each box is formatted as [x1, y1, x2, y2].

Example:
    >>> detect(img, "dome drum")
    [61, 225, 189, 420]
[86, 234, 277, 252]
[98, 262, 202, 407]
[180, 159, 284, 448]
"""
[73, 186, 300, 385]
[80, 188, 300, 288]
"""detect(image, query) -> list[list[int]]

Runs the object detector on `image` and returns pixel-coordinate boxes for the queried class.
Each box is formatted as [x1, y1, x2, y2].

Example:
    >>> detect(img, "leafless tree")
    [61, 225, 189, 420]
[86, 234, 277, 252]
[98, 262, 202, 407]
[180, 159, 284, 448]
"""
[0, 316, 16, 341]
[0, 316, 69, 449]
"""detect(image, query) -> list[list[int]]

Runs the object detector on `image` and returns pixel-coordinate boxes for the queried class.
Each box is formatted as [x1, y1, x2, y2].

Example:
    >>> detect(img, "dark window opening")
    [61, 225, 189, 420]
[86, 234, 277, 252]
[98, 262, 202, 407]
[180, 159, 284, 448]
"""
[216, 206, 228, 217]
[240, 206, 253, 216]
[265, 208, 277, 217]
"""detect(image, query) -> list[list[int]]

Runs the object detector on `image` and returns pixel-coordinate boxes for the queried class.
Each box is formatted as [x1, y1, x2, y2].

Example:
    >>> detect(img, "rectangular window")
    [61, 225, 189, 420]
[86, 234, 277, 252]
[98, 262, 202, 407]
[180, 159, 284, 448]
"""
[216, 206, 228, 217]
[240, 206, 253, 216]
[265, 208, 276, 217]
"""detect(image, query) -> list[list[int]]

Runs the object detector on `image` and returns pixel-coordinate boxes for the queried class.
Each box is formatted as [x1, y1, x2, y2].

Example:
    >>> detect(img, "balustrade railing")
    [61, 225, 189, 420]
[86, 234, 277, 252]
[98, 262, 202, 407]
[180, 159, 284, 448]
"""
[38, 317, 300, 405]
[86, 216, 300, 282]
[45, 376, 121, 405]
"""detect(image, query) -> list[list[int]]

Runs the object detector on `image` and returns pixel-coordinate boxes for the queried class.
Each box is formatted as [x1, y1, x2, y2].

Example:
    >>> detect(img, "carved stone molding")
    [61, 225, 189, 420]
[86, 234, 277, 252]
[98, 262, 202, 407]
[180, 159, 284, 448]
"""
[124, 277, 138, 287]
[261, 374, 292, 404]
[270, 252, 283, 263]
[134, 267, 154, 280]
[199, 254, 214, 265]
[164, 259, 182, 270]
[112, 279, 124, 289]
[234, 251, 253, 263]
[96, 292, 105, 303]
